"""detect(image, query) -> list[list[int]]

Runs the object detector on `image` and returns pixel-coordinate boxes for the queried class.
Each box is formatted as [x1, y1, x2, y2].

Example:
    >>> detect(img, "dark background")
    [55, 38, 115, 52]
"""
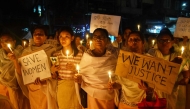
[0, 0, 190, 40]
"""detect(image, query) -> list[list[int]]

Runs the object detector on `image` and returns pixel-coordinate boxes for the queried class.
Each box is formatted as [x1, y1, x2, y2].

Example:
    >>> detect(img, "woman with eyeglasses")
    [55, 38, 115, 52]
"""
[74, 28, 119, 109]
[148, 28, 189, 109]
[108, 31, 152, 109]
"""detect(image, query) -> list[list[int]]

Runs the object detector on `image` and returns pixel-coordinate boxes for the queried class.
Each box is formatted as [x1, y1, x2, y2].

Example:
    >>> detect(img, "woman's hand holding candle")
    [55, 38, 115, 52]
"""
[74, 64, 82, 84]
[7, 43, 13, 53]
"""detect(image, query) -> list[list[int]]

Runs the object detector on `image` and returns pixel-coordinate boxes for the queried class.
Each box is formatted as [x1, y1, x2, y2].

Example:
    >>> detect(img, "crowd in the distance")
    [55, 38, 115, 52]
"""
[0, 25, 189, 109]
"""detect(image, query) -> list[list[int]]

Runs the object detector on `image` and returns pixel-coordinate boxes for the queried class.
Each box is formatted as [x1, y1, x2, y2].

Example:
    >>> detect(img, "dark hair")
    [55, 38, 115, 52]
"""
[122, 27, 132, 44]
[93, 28, 109, 39]
[0, 32, 16, 40]
[74, 34, 82, 39]
[74, 35, 81, 43]
[57, 26, 79, 56]
[123, 27, 132, 33]
[157, 28, 175, 53]
[31, 25, 48, 36]
[160, 28, 171, 33]
[157, 28, 174, 40]
[127, 31, 145, 43]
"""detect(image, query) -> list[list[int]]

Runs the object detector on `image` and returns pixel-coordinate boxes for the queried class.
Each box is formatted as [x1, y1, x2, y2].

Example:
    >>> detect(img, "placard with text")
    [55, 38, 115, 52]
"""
[90, 13, 121, 37]
[115, 50, 180, 94]
[18, 50, 51, 85]
[174, 17, 190, 38]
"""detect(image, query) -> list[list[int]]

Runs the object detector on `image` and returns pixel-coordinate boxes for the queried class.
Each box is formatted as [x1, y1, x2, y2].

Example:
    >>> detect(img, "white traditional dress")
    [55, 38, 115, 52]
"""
[148, 48, 188, 109]
[19, 44, 57, 109]
[80, 46, 119, 109]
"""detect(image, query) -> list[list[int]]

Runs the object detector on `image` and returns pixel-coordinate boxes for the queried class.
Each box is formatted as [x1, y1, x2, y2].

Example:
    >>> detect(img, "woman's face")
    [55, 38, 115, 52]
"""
[33, 28, 47, 46]
[157, 35, 173, 53]
[0, 35, 16, 52]
[75, 37, 81, 46]
[92, 30, 108, 50]
[127, 33, 144, 53]
[59, 31, 74, 47]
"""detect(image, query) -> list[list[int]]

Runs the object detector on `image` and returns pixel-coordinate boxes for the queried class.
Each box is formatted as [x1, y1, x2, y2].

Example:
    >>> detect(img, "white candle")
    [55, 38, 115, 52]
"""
[66, 50, 69, 59]
[137, 25, 140, 31]
[90, 40, 92, 49]
[23, 41, 26, 47]
[7, 44, 13, 53]
[108, 71, 112, 83]
[152, 40, 155, 46]
[86, 34, 89, 40]
[80, 40, 83, 45]
[76, 64, 80, 74]
[181, 46, 185, 55]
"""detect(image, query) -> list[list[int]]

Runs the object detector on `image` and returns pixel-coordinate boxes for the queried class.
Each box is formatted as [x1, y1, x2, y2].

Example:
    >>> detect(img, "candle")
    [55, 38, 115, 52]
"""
[181, 46, 185, 56]
[76, 64, 80, 74]
[90, 40, 92, 49]
[86, 34, 89, 40]
[137, 25, 140, 31]
[7, 44, 13, 53]
[152, 40, 155, 46]
[108, 71, 112, 83]
[66, 50, 69, 59]
[80, 40, 83, 45]
[23, 41, 26, 47]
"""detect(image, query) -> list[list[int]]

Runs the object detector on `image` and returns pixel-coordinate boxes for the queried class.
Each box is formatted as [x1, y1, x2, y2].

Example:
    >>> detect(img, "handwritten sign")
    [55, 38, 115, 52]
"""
[174, 17, 190, 38]
[115, 50, 180, 94]
[90, 13, 121, 37]
[18, 50, 51, 85]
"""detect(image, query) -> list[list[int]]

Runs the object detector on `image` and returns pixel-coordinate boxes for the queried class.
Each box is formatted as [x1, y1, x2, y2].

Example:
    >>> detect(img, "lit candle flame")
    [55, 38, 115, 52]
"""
[137, 25, 140, 31]
[152, 40, 155, 46]
[23, 41, 26, 47]
[181, 46, 185, 55]
[76, 64, 80, 74]
[80, 40, 83, 45]
[7, 44, 13, 53]
[90, 40, 92, 49]
[86, 34, 88, 40]
[108, 71, 112, 83]
[66, 50, 69, 59]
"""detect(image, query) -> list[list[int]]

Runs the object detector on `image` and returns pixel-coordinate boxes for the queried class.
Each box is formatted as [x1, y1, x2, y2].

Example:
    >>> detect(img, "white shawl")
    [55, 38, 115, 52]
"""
[80, 47, 118, 100]
[0, 47, 22, 90]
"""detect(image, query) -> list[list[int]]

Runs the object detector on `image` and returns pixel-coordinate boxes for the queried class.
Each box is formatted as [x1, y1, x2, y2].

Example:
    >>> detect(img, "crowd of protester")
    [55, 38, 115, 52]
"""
[0, 25, 189, 109]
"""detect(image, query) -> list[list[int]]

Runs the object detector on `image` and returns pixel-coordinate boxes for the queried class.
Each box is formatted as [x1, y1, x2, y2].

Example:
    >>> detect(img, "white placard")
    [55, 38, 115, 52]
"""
[174, 17, 190, 38]
[18, 50, 51, 85]
[90, 13, 121, 37]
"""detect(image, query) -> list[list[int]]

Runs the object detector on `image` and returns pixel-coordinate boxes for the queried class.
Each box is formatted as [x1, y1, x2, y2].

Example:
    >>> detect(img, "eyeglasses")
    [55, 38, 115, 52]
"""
[128, 38, 142, 43]
[93, 35, 106, 40]
[158, 39, 171, 43]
